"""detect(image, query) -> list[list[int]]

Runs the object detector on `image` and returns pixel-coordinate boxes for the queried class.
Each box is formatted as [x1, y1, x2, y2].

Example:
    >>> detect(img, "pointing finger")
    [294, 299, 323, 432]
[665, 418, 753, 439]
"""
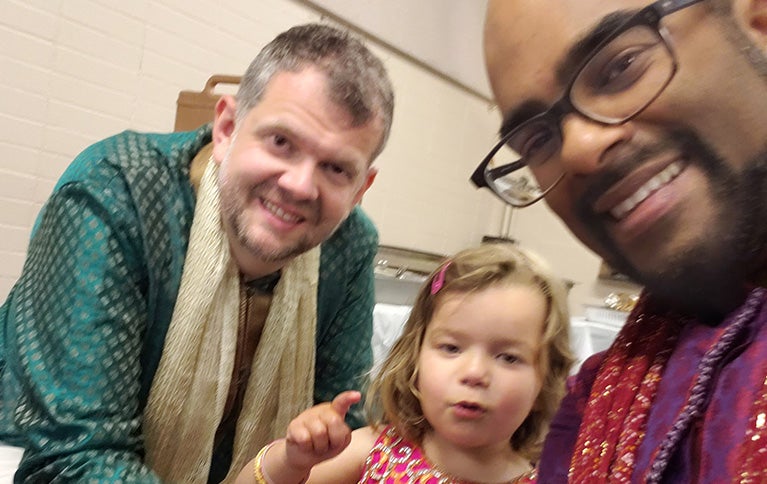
[330, 390, 361, 418]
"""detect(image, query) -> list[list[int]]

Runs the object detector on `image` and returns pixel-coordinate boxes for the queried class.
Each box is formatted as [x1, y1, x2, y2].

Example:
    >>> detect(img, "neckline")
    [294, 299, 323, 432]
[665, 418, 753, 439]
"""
[241, 271, 282, 295]
[415, 430, 534, 484]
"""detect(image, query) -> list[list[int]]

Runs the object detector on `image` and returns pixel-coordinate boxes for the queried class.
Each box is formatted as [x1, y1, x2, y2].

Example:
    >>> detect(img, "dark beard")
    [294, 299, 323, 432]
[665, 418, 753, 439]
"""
[576, 129, 767, 321]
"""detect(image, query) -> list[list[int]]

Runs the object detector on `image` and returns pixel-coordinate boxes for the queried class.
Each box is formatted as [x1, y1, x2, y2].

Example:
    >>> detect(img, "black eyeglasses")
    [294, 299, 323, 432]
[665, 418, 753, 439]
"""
[471, 0, 703, 207]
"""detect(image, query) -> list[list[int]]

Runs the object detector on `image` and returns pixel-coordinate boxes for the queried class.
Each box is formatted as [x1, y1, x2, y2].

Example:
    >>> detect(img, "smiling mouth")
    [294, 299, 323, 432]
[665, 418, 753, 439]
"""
[610, 162, 684, 220]
[262, 198, 304, 224]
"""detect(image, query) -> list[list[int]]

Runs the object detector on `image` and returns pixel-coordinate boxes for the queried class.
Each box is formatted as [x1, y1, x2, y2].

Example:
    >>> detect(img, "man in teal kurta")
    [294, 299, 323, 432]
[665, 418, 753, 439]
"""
[0, 23, 394, 483]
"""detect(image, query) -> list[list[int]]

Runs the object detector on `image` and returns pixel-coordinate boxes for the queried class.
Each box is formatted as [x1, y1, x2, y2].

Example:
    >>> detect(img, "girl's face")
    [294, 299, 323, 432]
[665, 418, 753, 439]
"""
[416, 284, 546, 454]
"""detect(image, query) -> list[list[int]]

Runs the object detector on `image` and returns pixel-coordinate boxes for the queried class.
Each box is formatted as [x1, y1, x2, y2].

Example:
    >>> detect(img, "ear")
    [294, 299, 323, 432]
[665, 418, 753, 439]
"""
[211, 95, 238, 164]
[733, 0, 767, 49]
[352, 167, 378, 205]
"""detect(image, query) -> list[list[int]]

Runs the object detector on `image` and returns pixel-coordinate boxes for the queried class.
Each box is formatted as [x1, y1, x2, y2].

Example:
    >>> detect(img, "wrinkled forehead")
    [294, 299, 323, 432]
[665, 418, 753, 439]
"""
[484, 0, 651, 119]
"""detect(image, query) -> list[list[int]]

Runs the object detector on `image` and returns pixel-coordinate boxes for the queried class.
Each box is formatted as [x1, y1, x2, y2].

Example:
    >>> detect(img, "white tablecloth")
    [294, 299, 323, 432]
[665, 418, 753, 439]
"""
[569, 316, 621, 371]
[0, 445, 22, 483]
[372, 303, 411, 367]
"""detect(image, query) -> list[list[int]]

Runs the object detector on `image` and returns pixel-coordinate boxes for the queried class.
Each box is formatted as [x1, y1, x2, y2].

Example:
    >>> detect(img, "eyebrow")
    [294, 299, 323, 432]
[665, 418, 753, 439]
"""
[498, 9, 639, 138]
[499, 100, 550, 138]
[554, 9, 638, 86]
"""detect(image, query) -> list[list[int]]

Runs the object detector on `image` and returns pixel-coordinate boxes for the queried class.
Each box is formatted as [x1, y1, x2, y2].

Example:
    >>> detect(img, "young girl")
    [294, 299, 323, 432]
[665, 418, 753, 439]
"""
[236, 243, 573, 483]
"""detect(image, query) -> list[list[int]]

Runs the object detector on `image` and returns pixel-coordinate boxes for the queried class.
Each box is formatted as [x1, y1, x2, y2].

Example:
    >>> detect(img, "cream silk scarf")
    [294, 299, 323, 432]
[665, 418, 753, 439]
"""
[143, 158, 319, 483]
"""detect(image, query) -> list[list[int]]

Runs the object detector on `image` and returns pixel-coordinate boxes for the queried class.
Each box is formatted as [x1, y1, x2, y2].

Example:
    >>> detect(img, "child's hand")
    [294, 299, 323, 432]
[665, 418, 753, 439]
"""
[283, 390, 361, 472]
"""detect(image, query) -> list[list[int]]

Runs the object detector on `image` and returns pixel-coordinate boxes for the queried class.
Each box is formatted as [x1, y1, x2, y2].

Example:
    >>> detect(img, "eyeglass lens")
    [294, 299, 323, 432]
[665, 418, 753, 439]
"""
[571, 25, 674, 122]
[485, 25, 674, 206]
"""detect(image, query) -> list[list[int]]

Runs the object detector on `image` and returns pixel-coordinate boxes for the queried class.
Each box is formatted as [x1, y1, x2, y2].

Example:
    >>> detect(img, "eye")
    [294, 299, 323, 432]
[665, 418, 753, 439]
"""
[509, 122, 557, 167]
[321, 162, 350, 177]
[588, 44, 655, 94]
[272, 134, 288, 146]
[498, 353, 519, 365]
[437, 343, 460, 355]
[265, 133, 294, 156]
[319, 161, 355, 184]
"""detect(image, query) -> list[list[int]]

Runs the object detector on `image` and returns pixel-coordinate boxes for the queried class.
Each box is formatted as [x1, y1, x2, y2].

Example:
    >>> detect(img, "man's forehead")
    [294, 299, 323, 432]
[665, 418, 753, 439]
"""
[484, 0, 651, 122]
[485, 0, 650, 33]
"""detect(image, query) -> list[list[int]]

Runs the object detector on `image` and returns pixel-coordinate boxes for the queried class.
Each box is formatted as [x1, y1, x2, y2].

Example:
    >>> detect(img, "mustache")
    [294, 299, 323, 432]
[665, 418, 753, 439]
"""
[576, 129, 714, 212]
[570, 127, 739, 294]
[248, 183, 316, 209]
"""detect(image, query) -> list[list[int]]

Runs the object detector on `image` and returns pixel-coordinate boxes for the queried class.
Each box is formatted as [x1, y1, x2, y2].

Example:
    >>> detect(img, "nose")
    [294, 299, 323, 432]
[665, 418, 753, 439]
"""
[460, 352, 490, 388]
[558, 114, 632, 175]
[278, 158, 319, 201]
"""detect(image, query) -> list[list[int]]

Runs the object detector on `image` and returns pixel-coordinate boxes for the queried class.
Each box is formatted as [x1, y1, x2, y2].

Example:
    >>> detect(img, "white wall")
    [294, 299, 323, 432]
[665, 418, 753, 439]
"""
[298, 0, 491, 99]
[0, 0, 620, 314]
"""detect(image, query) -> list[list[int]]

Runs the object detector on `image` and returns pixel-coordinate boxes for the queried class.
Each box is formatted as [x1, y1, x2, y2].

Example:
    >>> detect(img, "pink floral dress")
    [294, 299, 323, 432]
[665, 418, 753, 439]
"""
[359, 426, 536, 484]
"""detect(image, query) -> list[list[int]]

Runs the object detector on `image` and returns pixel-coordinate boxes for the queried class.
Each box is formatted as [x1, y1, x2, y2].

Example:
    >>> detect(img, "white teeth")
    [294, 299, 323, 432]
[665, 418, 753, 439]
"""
[262, 199, 302, 223]
[610, 162, 682, 219]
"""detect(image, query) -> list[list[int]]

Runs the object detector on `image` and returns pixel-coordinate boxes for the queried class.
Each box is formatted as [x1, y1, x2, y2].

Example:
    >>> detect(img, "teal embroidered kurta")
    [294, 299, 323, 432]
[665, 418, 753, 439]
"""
[0, 126, 378, 482]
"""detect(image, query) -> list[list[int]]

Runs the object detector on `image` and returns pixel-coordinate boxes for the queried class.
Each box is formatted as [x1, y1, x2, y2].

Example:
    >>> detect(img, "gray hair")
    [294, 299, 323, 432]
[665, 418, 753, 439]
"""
[236, 23, 395, 160]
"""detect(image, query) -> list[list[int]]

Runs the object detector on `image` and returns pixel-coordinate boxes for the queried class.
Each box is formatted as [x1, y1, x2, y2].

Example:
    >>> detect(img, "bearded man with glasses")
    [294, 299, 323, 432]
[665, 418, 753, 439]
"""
[478, 0, 767, 481]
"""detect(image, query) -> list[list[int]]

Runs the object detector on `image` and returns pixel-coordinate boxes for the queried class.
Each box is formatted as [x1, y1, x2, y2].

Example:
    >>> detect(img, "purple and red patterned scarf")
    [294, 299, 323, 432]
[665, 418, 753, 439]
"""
[565, 287, 767, 483]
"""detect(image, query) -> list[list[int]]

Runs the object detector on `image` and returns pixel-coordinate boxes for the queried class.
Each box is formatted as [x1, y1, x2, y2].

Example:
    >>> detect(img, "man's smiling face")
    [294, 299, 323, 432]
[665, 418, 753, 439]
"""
[212, 66, 380, 277]
[484, 0, 767, 315]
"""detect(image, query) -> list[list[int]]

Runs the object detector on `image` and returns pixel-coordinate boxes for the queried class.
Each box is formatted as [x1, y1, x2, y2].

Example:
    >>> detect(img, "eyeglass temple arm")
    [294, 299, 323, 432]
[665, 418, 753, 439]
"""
[656, 0, 703, 16]
[487, 160, 527, 179]
[470, 157, 527, 188]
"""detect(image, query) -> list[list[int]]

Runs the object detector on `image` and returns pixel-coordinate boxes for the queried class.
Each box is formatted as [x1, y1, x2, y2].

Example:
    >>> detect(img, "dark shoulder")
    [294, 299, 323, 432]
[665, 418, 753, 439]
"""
[55, 127, 211, 190]
[34, 128, 211, 245]
[321, 206, 379, 265]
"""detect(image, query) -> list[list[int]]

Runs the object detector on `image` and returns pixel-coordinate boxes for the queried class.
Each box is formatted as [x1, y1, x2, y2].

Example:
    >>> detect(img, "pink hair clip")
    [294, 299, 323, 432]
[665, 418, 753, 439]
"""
[430, 262, 451, 295]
